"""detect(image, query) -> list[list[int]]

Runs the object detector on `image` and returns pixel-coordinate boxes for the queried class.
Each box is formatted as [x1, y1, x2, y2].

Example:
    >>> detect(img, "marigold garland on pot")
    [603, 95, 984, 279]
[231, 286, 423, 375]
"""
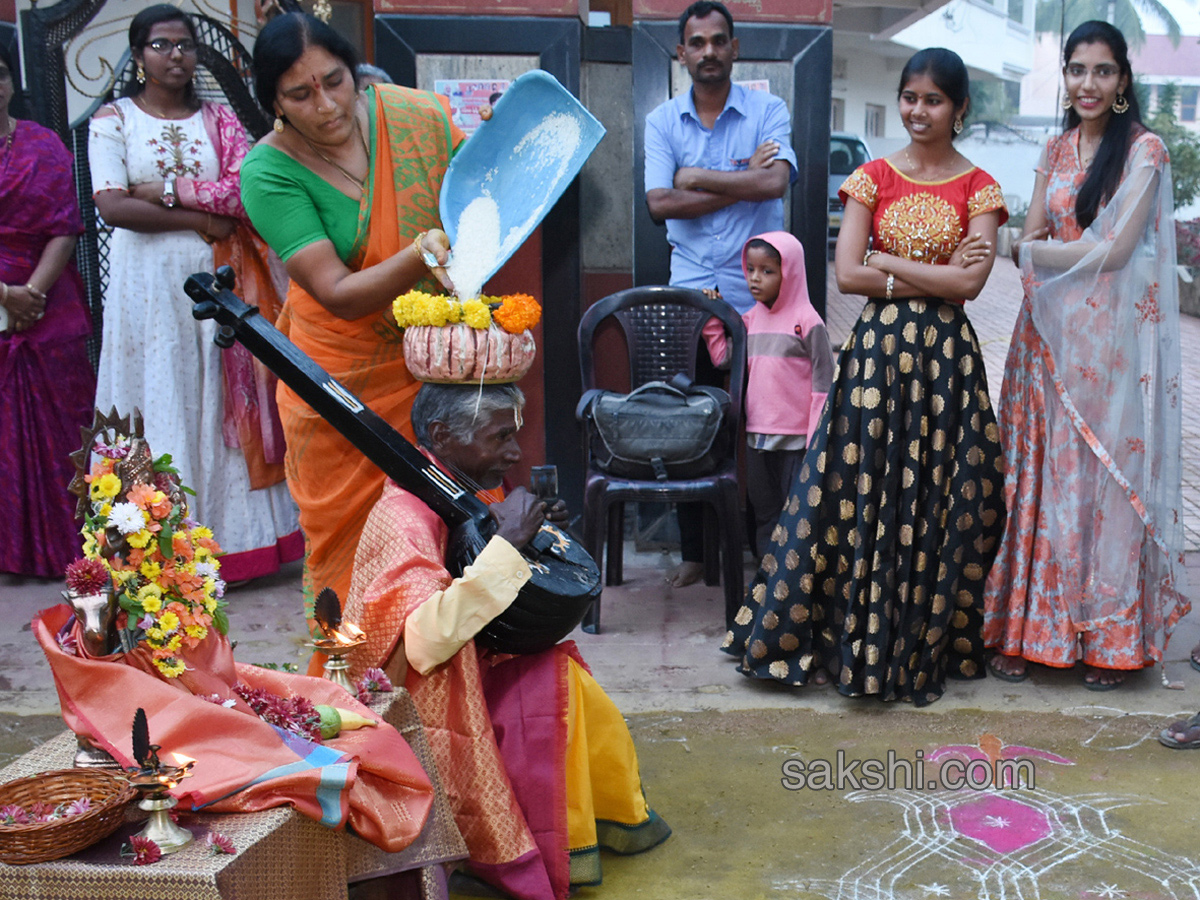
[391, 291, 542, 334]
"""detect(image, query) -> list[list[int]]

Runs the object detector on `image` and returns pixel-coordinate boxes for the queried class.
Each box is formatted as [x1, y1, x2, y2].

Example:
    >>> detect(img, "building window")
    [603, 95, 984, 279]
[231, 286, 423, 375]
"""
[865, 103, 885, 138]
[1182, 86, 1198, 123]
[831, 98, 845, 132]
[1007, 0, 1024, 23]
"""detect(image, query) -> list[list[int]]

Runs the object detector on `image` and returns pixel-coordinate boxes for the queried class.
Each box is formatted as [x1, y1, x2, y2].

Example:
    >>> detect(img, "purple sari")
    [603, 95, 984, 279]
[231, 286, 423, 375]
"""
[0, 120, 95, 577]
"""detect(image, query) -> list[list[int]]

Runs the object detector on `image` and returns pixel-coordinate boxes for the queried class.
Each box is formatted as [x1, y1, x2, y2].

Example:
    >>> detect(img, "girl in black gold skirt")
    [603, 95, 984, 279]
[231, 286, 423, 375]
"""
[722, 47, 1007, 705]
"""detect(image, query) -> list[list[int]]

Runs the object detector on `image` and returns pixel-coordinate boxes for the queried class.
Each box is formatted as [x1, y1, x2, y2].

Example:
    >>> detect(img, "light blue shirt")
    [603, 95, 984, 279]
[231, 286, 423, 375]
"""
[644, 84, 797, 313]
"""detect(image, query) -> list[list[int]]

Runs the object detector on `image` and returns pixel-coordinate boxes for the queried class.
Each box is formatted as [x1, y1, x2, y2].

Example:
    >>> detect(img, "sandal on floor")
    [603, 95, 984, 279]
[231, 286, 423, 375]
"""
[1159, 713, 1200, 749]
[987, 654, 1029, 683]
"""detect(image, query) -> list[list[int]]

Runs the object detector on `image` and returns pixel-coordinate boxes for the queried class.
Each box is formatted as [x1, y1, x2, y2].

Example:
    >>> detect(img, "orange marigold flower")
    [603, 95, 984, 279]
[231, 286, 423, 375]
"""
[493, 293, 541, 334]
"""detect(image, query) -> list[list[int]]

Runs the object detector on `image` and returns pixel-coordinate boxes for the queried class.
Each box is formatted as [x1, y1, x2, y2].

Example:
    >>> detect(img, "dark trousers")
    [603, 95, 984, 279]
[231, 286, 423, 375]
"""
[745, 445, 807, 558]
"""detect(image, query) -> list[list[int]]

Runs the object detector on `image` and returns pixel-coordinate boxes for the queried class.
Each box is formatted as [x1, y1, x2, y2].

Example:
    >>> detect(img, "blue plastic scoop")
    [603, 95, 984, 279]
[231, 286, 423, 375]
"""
[439, 69, 606, 298]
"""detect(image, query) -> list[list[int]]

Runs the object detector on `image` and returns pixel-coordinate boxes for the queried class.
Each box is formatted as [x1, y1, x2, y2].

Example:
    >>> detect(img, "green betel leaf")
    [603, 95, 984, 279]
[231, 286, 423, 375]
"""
[151, 453, 179, 475]
[117, 593, 141, 615]
[158, 529, 174, 558]
[213, 605, 230, 635]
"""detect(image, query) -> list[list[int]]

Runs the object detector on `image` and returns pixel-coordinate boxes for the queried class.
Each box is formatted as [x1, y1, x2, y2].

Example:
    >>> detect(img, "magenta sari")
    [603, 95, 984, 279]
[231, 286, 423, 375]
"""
[0, 120, 95, 577]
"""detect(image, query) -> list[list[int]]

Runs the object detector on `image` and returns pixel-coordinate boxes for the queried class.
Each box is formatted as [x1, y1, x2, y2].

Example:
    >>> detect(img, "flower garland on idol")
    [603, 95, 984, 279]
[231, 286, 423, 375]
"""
[67, 411, 228, 679]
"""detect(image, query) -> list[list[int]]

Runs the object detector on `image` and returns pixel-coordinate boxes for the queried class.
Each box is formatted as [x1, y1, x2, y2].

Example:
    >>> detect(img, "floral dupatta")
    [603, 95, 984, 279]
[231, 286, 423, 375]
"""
[196, 102, 287, 490]
[1023, 130, 1189, 661]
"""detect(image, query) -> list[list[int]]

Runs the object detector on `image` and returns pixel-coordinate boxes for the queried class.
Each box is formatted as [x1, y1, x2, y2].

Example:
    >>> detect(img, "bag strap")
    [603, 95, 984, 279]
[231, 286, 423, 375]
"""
[624, 380, 687, 401]
[575, 388, 605, 421]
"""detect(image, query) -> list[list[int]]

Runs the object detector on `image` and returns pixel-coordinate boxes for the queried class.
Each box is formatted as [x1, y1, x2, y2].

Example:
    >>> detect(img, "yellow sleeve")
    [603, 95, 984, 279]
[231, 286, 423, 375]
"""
[404, 536, 532, 674]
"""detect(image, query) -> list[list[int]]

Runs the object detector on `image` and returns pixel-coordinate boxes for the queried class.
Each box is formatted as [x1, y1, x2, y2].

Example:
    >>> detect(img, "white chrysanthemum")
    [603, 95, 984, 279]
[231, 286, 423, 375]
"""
[195, 561, 219, 580]
[108, 502, 146, 535]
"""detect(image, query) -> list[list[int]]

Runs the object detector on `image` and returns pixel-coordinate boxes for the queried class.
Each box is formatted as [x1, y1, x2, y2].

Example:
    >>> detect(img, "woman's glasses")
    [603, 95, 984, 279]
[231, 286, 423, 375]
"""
[1064, 64, 1120, 80]
[145, 38, 198, 55]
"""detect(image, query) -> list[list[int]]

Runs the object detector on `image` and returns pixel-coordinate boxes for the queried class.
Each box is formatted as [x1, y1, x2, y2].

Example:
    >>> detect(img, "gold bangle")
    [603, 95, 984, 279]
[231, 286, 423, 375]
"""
[410, 231, 428, 264]
[885, 273, 895, 301]
[863, 249, 878, 266]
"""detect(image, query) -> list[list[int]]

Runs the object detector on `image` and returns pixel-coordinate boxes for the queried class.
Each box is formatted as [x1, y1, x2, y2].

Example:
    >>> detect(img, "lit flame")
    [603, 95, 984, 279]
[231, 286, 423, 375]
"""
[331, 620, 365, 645]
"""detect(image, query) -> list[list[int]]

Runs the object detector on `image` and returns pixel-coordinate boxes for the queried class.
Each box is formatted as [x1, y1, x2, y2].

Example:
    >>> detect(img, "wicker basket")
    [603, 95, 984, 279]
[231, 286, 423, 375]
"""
[0, 768, 135, 864]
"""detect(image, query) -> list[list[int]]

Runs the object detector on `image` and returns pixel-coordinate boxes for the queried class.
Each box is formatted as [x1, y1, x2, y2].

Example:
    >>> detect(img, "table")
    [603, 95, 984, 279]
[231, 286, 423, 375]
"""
[0, 689, 467, 900]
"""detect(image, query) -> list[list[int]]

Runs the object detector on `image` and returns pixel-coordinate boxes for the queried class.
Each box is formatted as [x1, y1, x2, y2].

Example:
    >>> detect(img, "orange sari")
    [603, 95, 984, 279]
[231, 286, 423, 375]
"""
[274, 84, 464, 623]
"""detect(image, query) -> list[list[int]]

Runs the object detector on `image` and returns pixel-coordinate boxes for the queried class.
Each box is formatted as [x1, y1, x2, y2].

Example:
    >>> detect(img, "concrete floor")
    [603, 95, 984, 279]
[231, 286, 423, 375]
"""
[2, 262, 1200, 896]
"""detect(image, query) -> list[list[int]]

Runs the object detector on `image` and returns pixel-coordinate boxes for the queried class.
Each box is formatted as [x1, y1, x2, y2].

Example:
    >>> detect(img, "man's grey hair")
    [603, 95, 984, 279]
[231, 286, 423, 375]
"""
[411, 384, 526, 448]
[355, 63, 392, 85]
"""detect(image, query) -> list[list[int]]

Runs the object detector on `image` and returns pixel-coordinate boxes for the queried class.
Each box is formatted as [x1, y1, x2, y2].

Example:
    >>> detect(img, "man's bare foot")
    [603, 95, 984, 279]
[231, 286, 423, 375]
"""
[1083, 666, 1126, 691]
[811, 668, 830, 686]
[666, 561, 704, 587]
[988, 653, 1028, 682]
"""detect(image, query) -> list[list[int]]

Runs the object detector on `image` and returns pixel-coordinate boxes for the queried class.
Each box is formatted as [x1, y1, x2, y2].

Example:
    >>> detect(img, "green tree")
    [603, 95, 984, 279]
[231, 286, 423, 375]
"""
[1034, 0, 1181, 48]
[1147, 82, 1200, 209]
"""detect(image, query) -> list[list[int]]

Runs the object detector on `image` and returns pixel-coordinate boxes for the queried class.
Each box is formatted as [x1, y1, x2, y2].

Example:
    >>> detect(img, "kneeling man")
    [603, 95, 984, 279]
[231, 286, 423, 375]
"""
[344, 383, 669, 900]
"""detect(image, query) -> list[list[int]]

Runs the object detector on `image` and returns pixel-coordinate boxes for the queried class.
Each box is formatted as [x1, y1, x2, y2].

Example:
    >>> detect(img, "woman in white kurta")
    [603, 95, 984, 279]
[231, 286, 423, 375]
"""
[89, 5, 300, 579]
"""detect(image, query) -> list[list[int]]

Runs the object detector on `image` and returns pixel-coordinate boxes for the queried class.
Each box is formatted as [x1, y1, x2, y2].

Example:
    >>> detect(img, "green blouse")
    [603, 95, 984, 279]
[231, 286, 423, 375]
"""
[240, 141, 363, 264]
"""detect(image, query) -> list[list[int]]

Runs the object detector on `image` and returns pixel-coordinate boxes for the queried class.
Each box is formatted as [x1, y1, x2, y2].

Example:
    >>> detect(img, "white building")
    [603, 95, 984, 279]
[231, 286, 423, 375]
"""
[832, 0, 1037, 152]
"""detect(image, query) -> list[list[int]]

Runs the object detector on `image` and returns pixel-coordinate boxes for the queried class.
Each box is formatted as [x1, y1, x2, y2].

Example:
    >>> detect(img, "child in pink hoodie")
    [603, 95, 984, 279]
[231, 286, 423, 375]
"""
[704, 231, 835, 557]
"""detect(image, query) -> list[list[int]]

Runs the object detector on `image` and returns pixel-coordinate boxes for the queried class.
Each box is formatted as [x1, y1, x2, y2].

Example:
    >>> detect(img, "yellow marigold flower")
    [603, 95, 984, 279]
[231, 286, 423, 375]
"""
[112, 568, 137, 585]
[461, 299, 492, 329]
[136, 583, 163, 602]
[204, 596, 217, 614]
[185, 625, 208, 641]
[192, 526, 213, 541]
[126, 530, 152, 549]
[393, 290, 440, 328]
[139, 560, 162, 581]
[158, 611, 180, 633]
[154, 658, 186, 678]
[82, 534, 98, 558]
[166, 634, 183, 652]
[147, 627, 164, 642]
[195, 547, 212, 563]
[89, 473, 122, 502]
[98, 503, 112, 518]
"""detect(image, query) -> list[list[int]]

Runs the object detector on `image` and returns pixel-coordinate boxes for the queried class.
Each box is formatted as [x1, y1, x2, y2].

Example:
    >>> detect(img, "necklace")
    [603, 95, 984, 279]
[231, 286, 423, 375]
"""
[903, 146, 959, 180]
[299, 117, 369, 196]
[133, 95, 193, 120]
[1078, 133, 1100, 168]
[0, 117, 14, 154]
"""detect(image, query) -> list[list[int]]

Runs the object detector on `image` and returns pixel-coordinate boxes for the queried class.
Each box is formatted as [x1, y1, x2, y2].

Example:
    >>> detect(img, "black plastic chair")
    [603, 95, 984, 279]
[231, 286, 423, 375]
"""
[576, 286, 748, 632]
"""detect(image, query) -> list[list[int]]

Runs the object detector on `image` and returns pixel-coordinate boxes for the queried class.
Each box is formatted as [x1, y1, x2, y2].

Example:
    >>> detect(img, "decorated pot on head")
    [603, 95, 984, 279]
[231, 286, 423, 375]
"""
[393, 291, 540, 384]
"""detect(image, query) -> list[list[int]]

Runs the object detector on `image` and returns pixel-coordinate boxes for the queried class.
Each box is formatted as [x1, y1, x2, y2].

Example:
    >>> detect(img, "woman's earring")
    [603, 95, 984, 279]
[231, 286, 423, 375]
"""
[1112, 93, 1130, 114]
[136, 62, 146, 85]
[953, 117, 964, 135]
[1061, 94, 1073, 110]
[273, 116, 285, 134]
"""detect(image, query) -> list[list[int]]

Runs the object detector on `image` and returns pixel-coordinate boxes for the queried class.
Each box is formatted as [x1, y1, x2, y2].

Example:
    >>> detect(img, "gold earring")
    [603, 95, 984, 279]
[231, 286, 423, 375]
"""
[1061, 94, 1073, 110]
[136, 62, 146, 84]
[273, 116, 285, 134]
[1112, 93, 1129, 114]
[953, 117, 963, 135]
